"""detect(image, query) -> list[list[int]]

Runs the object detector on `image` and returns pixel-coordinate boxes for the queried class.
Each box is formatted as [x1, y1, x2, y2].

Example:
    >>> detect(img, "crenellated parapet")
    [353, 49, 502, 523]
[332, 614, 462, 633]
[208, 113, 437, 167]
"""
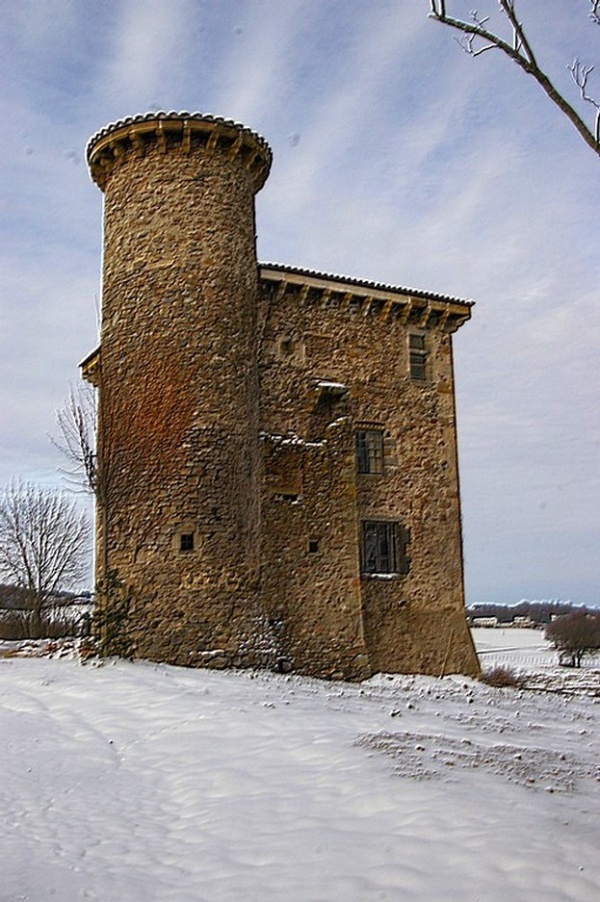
[86, 111, 272, 193]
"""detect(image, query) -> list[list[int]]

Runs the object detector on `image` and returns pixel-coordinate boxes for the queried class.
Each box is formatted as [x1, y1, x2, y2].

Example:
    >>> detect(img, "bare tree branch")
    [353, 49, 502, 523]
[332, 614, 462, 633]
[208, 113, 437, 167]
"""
[429, 1, 600, 157]
[52, 380, 116, 582]
[459, 33, 496, 58]
[429, 0, 446, 17]
[498, 0, 538, 68]
[569, 58, 600, 143]
[52, 382, 98, 495]
[0, 481, 90, 634]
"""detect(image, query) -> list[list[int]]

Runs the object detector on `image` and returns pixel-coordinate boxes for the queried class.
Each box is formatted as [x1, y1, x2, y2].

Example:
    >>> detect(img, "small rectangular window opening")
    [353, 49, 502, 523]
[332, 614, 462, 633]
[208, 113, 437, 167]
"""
[360, 521, 410, 575]
[308, 539, 320, 554]
[180, 533, 194, 552]
[280, 338, 293, 355]
[409, 333, 428, 381]
[356, 429, 384, 474]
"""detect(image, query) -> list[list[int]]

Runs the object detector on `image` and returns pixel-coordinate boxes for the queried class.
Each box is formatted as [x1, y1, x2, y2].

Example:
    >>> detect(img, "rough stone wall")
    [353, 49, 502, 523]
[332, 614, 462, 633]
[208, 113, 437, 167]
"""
[95, 131, 271, 667]
[259, 421, 370, 680]
[87, 113, 478, 680]
[257, 279, 480, 678]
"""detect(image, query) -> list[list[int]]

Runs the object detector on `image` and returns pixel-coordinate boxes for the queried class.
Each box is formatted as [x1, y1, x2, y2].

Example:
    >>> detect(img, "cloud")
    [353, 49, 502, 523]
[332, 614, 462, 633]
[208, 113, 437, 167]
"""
[93, 0, 202, 113]
[256, 4, 431, 217]
[214, 0, 324, 126]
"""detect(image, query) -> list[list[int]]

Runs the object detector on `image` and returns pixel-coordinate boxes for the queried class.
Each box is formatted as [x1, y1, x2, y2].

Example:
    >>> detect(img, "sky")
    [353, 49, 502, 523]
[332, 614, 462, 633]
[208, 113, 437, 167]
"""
[0, 0, 598, 607]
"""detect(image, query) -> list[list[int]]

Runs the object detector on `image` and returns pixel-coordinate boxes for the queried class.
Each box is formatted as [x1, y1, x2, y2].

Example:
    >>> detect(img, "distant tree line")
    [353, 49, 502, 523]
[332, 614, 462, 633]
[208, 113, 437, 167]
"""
[468, 601, 591, 625]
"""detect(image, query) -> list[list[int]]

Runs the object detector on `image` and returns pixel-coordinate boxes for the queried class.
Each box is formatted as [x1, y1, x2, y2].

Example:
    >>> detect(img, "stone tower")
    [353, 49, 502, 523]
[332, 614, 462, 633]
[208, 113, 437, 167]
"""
[84, 111, 480, 680]
[86, 112, 273, 666]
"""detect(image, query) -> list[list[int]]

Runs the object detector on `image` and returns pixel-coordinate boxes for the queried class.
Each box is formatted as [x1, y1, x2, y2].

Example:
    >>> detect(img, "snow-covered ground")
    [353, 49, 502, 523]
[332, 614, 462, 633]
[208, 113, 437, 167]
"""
[474, 625, 567, 670]
[0, 634, 598, 902]
[473, 626, 600, 694]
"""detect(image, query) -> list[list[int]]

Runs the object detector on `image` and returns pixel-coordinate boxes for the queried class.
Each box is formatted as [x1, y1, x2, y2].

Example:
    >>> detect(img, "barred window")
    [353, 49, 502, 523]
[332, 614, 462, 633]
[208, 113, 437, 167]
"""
[409, 333, 428, 381]
[360, 521, 410, 575]
[356, 429, 384, 474]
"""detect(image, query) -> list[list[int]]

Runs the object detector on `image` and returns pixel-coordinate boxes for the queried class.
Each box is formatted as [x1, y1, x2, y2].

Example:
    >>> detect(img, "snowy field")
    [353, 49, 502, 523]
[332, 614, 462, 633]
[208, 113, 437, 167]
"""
[473, 624, 555, 667]
[0, 636, 598, 902]
[473, 626, 600, 693]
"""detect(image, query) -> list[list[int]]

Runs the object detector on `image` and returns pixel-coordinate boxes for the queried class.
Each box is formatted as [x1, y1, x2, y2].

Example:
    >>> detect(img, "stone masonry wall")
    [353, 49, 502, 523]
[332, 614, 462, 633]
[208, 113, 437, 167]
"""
[257, 278, 479, 677]
[94, 125, 272, 668]
[259, 420, 370, 680]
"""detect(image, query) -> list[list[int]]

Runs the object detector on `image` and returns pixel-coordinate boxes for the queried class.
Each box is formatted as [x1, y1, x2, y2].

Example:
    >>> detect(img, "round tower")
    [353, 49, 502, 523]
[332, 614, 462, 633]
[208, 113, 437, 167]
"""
[87, 112, 272, 666]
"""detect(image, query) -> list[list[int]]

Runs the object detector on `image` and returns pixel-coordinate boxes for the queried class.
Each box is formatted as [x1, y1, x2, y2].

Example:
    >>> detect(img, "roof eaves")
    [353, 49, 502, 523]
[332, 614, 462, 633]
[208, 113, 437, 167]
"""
[258, 263, 474, 308]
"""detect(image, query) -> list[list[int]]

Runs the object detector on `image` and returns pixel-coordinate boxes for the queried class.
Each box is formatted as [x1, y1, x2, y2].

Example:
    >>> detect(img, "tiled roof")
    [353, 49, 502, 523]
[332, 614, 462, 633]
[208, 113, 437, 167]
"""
[259, 263, 473, 308]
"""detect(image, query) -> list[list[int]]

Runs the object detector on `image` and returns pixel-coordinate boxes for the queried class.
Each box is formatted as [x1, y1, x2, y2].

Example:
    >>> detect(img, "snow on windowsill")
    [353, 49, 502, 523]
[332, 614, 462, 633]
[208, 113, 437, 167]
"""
[315, 380, 347, 391]
[362, 572, 399, 580]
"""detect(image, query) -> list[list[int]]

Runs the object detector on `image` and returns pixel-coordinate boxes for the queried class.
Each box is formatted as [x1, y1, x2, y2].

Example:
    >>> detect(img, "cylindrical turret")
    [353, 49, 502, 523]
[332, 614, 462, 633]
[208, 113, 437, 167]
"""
[87, 112, 272, 666]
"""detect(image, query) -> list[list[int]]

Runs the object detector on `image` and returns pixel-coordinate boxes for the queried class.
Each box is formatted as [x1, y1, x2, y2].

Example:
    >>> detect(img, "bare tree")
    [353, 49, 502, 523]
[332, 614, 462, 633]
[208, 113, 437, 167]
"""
[545, 610, 600, 667]
[429, 0, 600, 156]
[0, 481, 91, 636]
[53, 380, 116, 584]
[53, 380, 113, 519]
[53, 382, 127, 651]
[53, 382, 98, 495]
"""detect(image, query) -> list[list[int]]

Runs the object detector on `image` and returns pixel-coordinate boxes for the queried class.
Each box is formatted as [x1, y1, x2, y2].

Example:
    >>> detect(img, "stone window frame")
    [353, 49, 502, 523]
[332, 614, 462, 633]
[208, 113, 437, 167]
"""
[172, 523, 198, 555]
[360, 520, 410, 576]
[409, 332, 428, 382]
[355, 427, 385, 475]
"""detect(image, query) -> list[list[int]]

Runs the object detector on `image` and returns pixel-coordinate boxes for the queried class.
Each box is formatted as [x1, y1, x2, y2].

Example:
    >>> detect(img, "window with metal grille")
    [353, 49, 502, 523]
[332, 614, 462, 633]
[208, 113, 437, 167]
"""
[356, 429, 384, 474]
[409, 333, 428, 381]
[360, 521, 410, 575]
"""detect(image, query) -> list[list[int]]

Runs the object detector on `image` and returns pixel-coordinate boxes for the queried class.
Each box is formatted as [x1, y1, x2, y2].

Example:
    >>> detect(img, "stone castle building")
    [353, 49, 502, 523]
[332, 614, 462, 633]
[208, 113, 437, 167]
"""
[82, 111, 480, 680]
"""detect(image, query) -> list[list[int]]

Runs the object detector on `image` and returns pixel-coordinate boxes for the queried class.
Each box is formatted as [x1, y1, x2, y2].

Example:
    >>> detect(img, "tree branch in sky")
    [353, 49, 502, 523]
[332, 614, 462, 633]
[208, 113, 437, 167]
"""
[429, 0, 600, 157]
